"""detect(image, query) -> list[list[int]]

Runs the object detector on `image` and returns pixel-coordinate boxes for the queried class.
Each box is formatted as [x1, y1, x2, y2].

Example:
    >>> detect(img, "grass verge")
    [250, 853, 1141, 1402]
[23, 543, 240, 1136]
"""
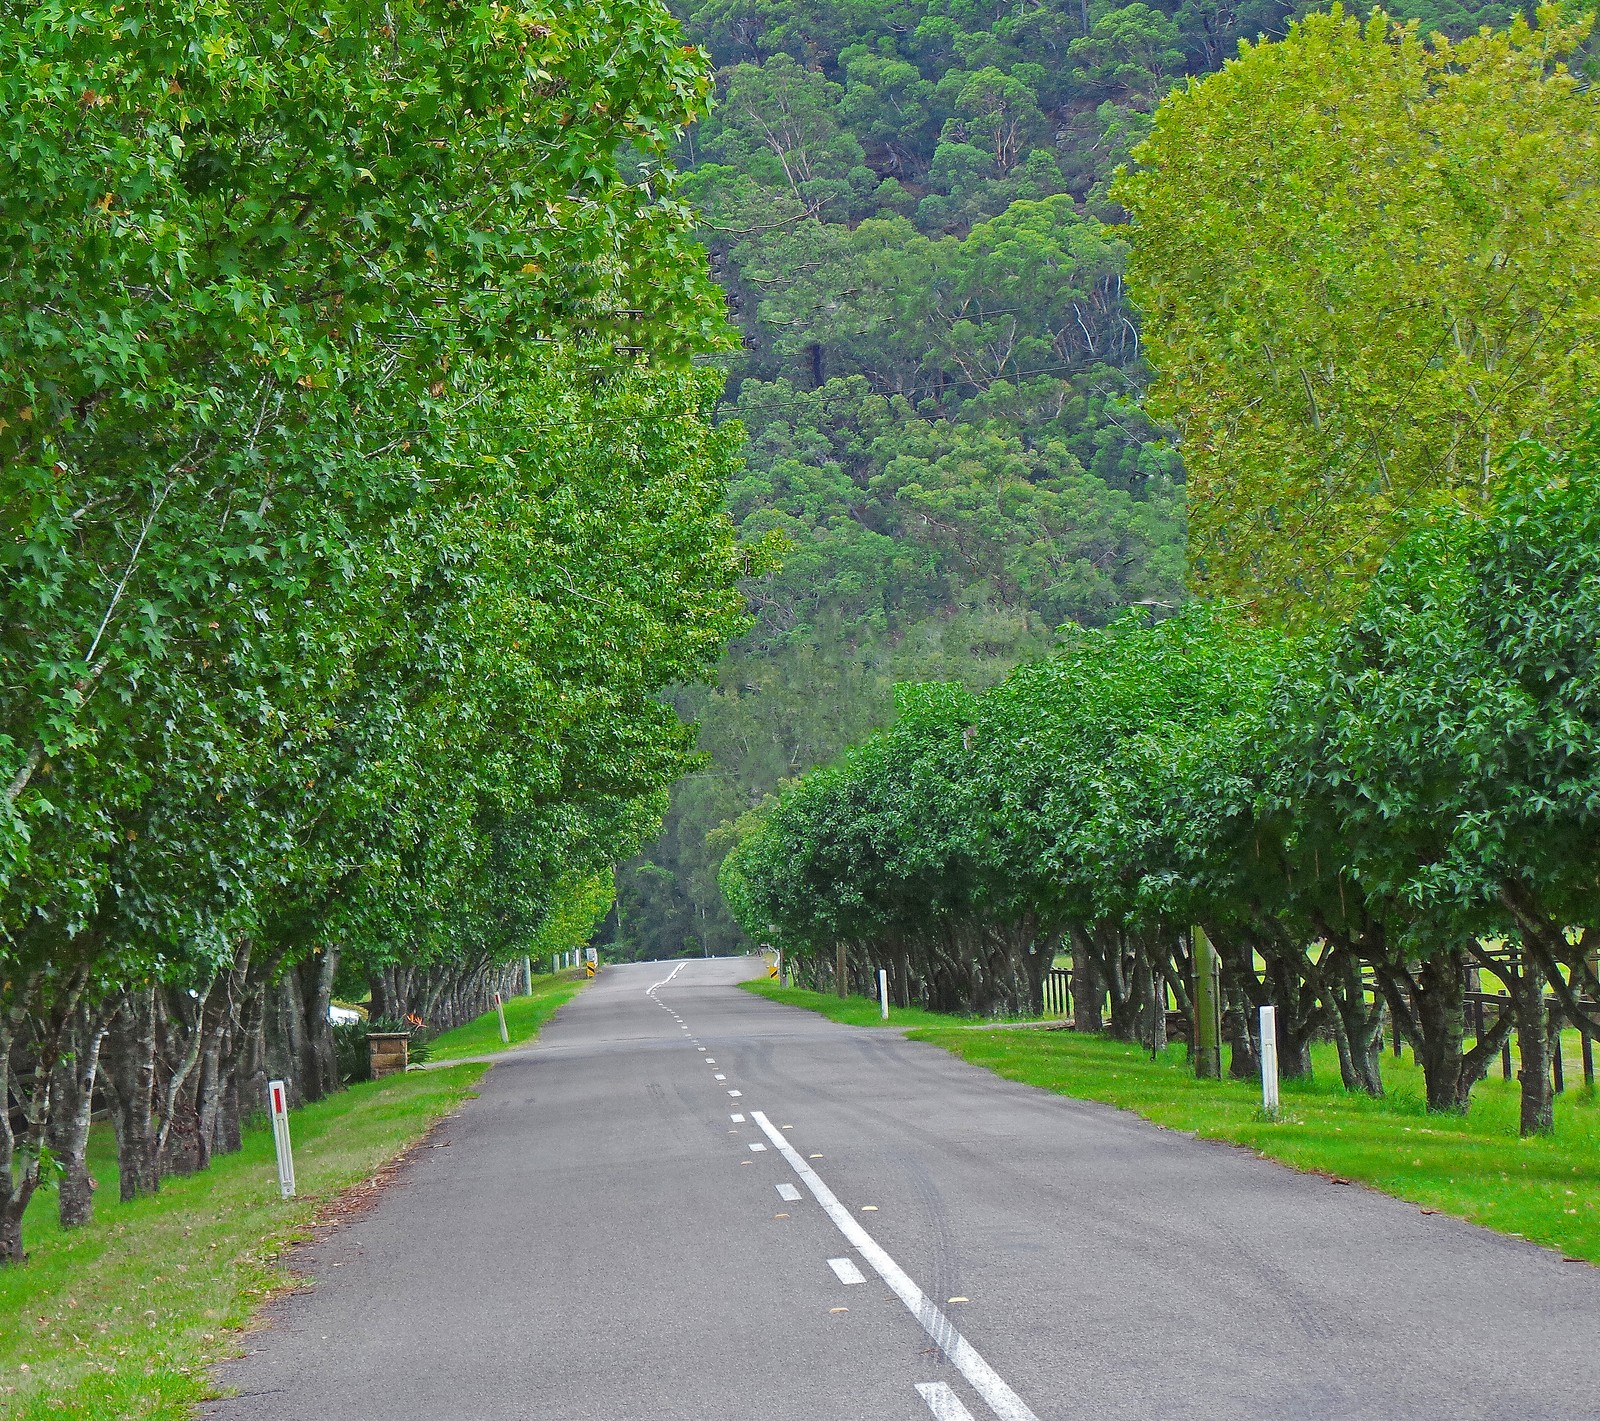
[741, 979, 988, 1028]
[913, 1027, 1600, 1263]
[2, 1064, 487, 1419]
[426, 970, 588, 1061]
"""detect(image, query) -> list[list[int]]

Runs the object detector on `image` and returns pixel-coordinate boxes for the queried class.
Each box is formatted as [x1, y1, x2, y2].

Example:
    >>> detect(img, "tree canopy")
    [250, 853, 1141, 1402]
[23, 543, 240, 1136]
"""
[1118, 4, 1600, 619]
[607, 0, 1558, 957]
[0, 0, 751, 1260]
[723, 409, 1600, 1134]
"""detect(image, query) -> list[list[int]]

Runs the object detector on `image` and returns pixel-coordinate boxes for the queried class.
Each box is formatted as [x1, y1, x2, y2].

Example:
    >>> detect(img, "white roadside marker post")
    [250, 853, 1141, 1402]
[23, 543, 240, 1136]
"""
[494, 991, 509, 1044]
[1259, 1004, 1280, 1116]
[268, 1079, 296, 1199]
[879, 967, 890, 1021]
[522, 955, 533, 996]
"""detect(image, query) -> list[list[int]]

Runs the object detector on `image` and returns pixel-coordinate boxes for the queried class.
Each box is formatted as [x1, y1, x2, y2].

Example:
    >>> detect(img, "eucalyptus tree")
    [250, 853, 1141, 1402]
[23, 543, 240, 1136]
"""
[1118, 4, 1600, 619]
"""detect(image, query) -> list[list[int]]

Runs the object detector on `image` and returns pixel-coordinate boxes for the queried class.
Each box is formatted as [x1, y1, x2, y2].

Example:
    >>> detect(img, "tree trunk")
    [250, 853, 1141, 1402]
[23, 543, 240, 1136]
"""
[295, 947, 341, 1103]
[1264, 951, 1321, 1080]
[196, 948, 250, 1164]
[1070, 930, 1102, 1033]
[102, 986, 161, 1201]
[1023, 928, 1050, 1019]
[157, 979, 214, 1178]
[0, 967, 47, 1265]
[1512, 960, 1553, 1135]
[1413, 954, 1468, 1114]
[44, 1002, 107, 1229]
[1318, 947, 1384, 1096]
[1224, 979, 1259, 1080]
[1101, 928, 1153, 1043]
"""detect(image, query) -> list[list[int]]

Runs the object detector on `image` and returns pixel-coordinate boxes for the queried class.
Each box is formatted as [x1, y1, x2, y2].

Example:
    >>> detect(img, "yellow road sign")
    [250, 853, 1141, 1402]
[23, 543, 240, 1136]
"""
[768, 962, 779, 979]
[585, 959, 596, 978]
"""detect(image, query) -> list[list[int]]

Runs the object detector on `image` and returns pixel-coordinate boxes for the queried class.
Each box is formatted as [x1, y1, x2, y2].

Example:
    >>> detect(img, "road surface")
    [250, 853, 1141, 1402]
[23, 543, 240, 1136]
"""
[207, 957, 1600, 1420]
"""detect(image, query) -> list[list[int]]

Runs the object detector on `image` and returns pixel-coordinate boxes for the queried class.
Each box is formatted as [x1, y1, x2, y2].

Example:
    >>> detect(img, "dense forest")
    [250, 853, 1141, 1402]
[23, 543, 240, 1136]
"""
[603, 0, 1521, 958]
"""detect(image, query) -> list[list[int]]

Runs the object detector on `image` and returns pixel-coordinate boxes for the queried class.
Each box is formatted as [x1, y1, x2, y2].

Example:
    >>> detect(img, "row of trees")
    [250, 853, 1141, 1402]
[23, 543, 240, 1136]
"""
[612, 0, 1599, 955]
[722, 413, 1600, 1137]
[0, 1, 750, 1261]
[726, 8, 1600, 1075]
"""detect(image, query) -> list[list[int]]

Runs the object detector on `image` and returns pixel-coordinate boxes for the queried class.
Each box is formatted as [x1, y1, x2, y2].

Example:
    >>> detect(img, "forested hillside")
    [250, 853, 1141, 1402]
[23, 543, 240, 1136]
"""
[606, 0, 1504, 957]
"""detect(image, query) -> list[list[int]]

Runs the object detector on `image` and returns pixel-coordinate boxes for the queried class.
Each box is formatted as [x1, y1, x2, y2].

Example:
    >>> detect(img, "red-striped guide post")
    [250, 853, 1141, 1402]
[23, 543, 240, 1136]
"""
[268, 1079, 296, 1198]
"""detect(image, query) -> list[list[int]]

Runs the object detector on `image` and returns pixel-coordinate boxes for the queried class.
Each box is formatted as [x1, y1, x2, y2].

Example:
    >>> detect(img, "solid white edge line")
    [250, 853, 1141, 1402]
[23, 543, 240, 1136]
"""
[751, 1111, 1039, 1421]
[916, 1381, 978, 1421]
[827, 1256, 866, 1285]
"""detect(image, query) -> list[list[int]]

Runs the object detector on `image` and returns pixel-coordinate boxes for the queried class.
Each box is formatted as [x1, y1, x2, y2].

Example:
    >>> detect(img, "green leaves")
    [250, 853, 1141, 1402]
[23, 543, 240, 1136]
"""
[0, 3, 747, 1017]
[723, 409, 1600, 1016]
[1119, 5, 1600, 621]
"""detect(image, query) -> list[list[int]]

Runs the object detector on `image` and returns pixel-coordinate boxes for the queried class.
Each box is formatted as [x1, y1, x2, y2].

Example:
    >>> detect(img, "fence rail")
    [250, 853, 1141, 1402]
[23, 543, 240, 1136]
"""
[1042, 968, 1070, 1018]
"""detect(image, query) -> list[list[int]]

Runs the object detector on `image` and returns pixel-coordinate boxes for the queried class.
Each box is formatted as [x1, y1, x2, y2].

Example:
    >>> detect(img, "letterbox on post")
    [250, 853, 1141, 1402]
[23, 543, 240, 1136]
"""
[368, 1031, 410, 1080]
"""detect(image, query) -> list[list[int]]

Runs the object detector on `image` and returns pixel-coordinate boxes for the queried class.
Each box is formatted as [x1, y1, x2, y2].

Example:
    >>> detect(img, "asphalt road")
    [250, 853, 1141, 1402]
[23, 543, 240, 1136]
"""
[207, 957, 1600, 1421]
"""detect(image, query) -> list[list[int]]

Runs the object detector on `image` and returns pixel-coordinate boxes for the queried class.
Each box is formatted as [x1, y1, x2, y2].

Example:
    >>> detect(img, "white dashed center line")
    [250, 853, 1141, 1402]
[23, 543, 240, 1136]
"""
[827, 1257, 866, 1286]
[775, 1183, 800, 1202]
[916, 1382, 978, 1420]
[751, 1110, 1039, 1421]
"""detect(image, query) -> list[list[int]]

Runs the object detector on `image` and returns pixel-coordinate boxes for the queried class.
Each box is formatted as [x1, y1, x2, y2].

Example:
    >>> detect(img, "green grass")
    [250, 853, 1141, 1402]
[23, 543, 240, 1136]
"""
[1, 1064, 487, 1419]
[742, 979, 990, 1028]
[913, 1027, 1600, 1263]
[426, 970, 588, 1061]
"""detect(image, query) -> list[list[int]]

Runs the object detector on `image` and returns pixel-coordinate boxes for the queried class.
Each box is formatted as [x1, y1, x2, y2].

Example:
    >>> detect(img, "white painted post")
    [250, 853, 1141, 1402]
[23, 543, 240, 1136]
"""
[267, 1079, 296, 1199]
[1259, 1004, 1280, 1115]
[523, 955, 533, 995]
[551, 953, 559, 975]
[494, 991, 509, 1044]
[879, 967, 890, 1021]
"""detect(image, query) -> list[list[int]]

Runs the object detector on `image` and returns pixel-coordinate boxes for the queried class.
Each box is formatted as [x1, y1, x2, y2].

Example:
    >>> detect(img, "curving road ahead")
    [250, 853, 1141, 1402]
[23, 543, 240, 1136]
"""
[207, 957, 1600, 1421]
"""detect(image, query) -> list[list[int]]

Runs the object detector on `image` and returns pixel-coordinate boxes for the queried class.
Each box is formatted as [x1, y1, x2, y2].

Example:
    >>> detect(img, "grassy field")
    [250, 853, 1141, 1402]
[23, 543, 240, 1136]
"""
[741, 979, 988, 1029]
[427, 970, 588, 1061]
[1, 1066, 487, 1419]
